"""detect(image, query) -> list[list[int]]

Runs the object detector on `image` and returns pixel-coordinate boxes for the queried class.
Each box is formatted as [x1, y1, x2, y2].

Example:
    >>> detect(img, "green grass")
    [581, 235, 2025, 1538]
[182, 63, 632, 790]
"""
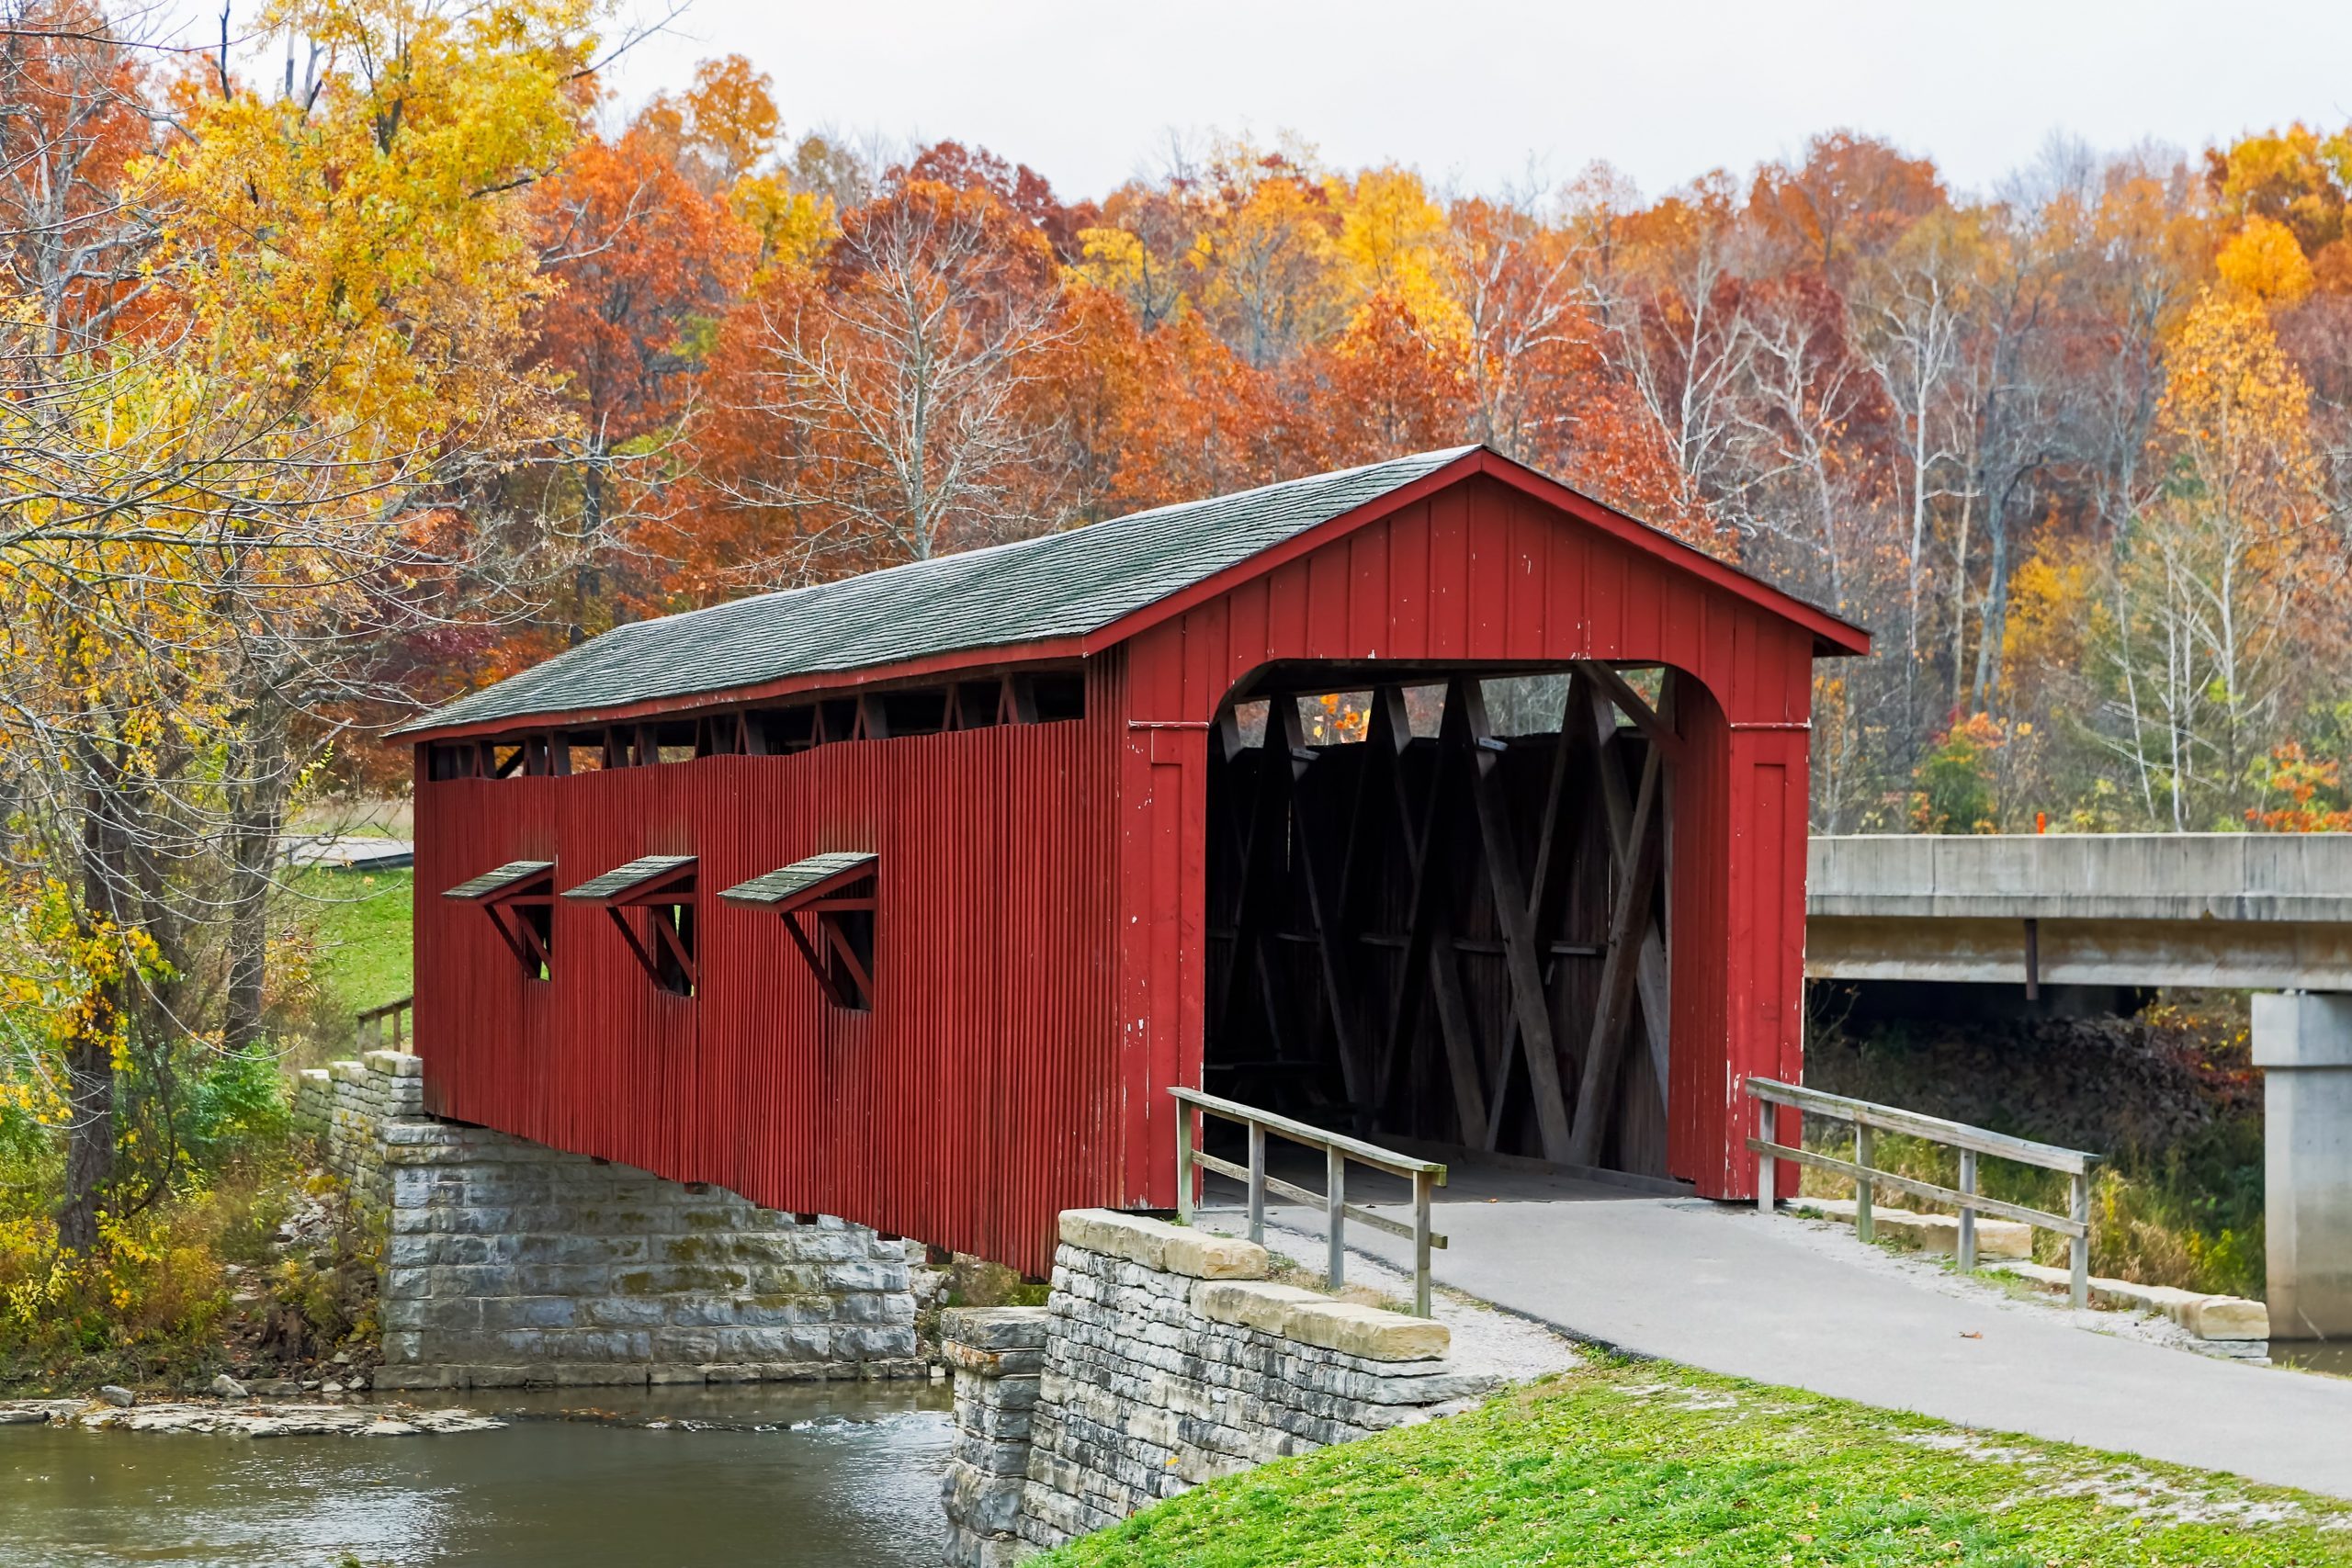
[294, 867, 413, 1017]
[1043, 1359, 2352, 1566]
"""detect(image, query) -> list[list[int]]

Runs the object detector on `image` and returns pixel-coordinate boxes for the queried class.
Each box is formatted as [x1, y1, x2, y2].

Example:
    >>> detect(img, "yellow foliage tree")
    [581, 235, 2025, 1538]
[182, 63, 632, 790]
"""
[1330, 166, 1468, 344]
[2103, 288, 2329, 828]
[1185, 138, 1342, 367]
[0, 0, 600, 1252]
[2214, 216, 2314, 304]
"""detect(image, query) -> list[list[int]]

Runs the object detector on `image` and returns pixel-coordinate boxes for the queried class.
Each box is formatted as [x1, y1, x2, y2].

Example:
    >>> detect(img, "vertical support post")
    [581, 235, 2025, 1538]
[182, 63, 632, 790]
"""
[1174, 1101, 1194, 1224]
[1246, 1122, 1266, 1246]
[1326, 1146, 1346, 1292]
[1957, 1150, 1978, 1273]
[1754, 1089, 1774, 1215]
[2069, 1170, 2091, 1310]
[1854, 1122, 1875, 1246]
[1412, 1169, 1434, 1319]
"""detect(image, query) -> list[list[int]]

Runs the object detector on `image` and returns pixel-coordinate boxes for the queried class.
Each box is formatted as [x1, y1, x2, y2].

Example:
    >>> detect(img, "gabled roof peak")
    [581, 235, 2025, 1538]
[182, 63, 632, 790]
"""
[400, 444, 1867, 741]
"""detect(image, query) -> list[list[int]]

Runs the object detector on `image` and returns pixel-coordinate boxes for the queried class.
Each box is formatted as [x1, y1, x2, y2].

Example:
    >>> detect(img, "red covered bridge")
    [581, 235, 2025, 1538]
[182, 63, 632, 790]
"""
[398, 447, 1870, 1275]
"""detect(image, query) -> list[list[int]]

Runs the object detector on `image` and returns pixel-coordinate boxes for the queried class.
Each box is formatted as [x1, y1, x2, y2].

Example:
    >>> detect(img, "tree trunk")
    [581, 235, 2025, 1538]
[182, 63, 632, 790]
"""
[58, 766, 129, 1254]
[223, 699, 290, 1053]
[58, 1003, 115, 1254]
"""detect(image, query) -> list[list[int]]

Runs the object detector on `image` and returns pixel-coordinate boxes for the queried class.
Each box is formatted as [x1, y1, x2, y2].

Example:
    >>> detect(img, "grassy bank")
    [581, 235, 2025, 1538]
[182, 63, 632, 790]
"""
[296, 867, 414, 1022]
[1045, 1358, 2352, 1567]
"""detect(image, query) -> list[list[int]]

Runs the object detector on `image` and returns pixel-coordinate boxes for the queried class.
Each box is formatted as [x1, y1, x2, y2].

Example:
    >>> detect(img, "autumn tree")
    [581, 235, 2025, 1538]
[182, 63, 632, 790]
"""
[525, 82, 758, 634]
[1187, 140, 1344, 369]
[0, 0, 595, 1249]
[1583, 170, 1752, 525]
[699, 174, 1068, 583]
[1748, 130, 1945, 281]
[2103, 290, 2333, 827]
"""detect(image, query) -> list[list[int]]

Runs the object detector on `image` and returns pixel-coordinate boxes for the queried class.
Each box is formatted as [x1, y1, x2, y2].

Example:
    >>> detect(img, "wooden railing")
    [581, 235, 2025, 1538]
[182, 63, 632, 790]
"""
[356, 994, 414, 1055]
[1170, 1087, 1447, 1317]
[1746, 1077, 2097, 1308]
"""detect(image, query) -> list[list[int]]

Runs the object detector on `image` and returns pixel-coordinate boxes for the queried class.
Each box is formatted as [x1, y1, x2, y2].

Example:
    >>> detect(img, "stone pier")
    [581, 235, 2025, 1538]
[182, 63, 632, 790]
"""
[294, 1052, 922, 1389]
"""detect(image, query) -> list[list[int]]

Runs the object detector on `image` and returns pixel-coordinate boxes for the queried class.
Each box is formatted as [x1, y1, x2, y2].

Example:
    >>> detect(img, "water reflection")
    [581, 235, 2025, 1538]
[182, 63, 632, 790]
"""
[2271, 1341, 2352, 1379]
[0, 1382, 952, 1568]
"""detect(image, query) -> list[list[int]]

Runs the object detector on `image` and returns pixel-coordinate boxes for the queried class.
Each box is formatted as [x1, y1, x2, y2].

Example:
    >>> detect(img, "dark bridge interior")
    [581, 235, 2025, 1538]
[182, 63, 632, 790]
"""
[1202, 661, 1678, 1180]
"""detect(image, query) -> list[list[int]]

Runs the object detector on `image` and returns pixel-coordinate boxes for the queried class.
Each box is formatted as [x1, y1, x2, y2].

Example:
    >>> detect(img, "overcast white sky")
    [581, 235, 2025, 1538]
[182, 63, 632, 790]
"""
[188, 1, 2352, 201]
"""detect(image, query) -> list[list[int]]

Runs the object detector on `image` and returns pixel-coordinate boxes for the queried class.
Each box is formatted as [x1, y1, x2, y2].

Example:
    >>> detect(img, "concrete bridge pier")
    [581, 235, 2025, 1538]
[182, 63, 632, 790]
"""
[2254, 992, 2352, 1340]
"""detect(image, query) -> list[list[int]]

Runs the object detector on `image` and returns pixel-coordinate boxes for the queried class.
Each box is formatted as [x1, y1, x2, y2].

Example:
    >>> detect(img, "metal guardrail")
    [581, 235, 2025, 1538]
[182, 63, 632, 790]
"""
[1170, 1087, 1447, 1317]
[356, 994, 414, 1054]
[1746, 1076, 2097, 1307]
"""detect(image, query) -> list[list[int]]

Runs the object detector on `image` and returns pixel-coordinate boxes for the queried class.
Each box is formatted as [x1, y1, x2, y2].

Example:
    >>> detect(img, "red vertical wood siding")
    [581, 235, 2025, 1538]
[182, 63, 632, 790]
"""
[414, 470, 1839, 1273]
[416, 714, 1120, 1275]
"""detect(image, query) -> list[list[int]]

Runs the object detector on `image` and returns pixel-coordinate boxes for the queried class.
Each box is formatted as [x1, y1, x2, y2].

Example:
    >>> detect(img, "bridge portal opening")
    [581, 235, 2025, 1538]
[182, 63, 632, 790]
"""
[1203, 661, 1680, 1181]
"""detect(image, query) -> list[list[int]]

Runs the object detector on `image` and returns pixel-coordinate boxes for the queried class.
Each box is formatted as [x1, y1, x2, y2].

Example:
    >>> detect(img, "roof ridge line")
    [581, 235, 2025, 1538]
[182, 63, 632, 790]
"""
[564, 445, 1490, 645]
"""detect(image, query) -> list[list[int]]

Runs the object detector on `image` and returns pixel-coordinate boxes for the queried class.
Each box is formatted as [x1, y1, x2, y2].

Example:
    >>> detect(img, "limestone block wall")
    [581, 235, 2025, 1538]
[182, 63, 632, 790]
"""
[941, 1308, 1051, 1568]
[298, 1051, 922, 1391]
[293, 1051, 422, 1201]
[942, 1210, 1496, 1566]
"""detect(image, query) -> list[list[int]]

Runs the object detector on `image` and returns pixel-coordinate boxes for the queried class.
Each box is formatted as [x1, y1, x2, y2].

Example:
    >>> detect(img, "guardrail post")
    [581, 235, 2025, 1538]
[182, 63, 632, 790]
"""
[1854, 1122, 1875, 1246]
[1246, 1122, 1266, 1245]
[1755, 1090, 1774, 1214]
[1325, 1146, 1346, 1292]
[1411, 1169, 1433, 1319]
[1166, 1086, 1446, 1319]
[1957, 1150, 1978, 1272]
[1175, 1102, 1194, 1224]
[2069, 1171, 2090, 1310]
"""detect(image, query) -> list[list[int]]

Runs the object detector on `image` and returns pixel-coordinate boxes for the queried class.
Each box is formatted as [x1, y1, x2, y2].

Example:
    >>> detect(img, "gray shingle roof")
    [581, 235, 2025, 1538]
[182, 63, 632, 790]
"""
[718, 852, 877, 908]
[561, 854, 696, 902]
[402, 447, 1479, 737]
[442, 860, 554, 900]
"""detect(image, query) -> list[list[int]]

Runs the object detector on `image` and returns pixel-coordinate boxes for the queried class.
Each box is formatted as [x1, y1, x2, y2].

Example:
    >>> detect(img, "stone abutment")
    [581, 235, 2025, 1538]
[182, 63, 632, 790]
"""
[941, 1209, 1498, 1566]
[293, 1051, 922, 1390]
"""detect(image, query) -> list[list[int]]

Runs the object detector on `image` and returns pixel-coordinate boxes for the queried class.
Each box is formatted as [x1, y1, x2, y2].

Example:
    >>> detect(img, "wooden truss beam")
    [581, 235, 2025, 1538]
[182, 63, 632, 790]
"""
[1459, 679, 1574, 1162]
[1566, 672, 1674, 1167]
[1275, 699, 1368, 1114]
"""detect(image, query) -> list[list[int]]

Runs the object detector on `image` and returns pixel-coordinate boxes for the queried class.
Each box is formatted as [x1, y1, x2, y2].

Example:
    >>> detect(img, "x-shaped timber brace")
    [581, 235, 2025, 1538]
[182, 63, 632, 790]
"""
[1204, 663, 1678, 1173]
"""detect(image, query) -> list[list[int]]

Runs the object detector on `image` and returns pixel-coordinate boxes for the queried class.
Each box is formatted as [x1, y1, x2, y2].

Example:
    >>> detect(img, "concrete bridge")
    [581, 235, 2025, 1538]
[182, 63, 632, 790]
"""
[1808, 832, 2352, 992]
[1804, 832, 2352, 1340]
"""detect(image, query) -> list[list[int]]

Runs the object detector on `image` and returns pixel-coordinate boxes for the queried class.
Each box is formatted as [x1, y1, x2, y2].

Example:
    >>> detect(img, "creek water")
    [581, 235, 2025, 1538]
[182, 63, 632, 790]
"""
[0, 1382, 954, 1568]
[2271, 1342, 2352, 1379]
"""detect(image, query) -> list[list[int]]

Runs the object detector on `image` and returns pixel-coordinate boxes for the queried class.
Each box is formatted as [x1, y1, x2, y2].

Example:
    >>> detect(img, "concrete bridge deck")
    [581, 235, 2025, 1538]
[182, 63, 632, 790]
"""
[1807, 831, 2352, 990]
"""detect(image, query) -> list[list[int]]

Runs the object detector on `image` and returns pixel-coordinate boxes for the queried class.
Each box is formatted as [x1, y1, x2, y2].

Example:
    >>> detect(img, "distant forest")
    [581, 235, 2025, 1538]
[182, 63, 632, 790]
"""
[482, 69, 2352, 842]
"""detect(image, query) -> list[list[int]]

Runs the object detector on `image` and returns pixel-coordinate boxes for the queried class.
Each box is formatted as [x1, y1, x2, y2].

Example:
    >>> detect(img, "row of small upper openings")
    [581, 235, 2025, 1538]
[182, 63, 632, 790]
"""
[424, 671, 1086, 783]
